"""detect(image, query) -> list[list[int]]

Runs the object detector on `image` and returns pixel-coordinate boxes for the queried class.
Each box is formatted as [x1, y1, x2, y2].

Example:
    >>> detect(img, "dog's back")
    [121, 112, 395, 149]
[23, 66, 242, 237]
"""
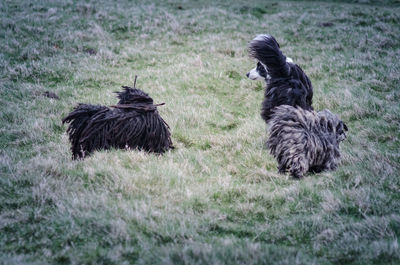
[261, 78, 312, 123]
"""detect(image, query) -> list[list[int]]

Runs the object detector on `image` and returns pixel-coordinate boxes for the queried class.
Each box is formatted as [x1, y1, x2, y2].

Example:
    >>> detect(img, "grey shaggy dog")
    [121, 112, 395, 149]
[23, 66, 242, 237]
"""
[267, 105, 348, 178]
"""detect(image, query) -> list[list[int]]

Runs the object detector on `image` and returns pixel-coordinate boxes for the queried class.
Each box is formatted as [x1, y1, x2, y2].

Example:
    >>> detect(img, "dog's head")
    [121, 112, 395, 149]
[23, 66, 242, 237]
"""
[246, 62, 267, 80]
[318, 110, 348, 142]
[116, 86, 154, 105]
[246, 57, 293, 81]
[335, 120, 348, 142]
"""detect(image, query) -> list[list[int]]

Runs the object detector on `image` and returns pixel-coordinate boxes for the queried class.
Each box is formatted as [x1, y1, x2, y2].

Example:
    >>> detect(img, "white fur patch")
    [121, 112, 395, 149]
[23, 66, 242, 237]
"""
[253, 34, 269, 41]
[247, 67, 264, 80]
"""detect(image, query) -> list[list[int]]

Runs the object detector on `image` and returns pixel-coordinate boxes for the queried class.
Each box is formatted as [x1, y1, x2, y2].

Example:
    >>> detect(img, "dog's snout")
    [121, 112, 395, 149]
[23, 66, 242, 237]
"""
[246, 72, 249, 78]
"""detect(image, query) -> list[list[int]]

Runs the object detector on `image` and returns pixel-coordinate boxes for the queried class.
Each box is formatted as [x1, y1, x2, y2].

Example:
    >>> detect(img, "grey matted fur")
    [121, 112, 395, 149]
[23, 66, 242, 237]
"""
[267, 105, 348, 178]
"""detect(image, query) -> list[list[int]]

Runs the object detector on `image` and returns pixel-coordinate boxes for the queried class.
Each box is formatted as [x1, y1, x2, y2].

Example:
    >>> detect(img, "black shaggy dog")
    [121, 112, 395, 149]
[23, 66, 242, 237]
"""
[248, 34, 313, 122]
[62, 79, 173, 159]
[267, 105, 348, 178]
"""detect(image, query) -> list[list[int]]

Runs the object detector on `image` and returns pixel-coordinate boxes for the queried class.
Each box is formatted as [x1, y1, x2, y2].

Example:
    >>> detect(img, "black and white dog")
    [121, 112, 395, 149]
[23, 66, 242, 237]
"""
[247, 34, 313, 122]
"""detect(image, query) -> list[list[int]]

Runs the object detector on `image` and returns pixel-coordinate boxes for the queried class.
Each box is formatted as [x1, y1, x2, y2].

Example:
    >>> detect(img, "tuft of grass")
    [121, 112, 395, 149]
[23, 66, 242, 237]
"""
[1, 0, 400, 264]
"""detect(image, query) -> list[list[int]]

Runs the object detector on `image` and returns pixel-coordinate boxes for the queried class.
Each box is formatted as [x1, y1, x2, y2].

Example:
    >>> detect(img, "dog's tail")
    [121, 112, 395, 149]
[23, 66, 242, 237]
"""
[62, 104, 108, 159]
[249, 34, 290, 79]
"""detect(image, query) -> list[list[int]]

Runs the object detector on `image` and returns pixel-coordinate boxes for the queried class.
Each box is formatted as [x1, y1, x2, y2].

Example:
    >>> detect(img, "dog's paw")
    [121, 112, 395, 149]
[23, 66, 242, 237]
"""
[290, 171, 304, 179]
[277, 166, 286, 174]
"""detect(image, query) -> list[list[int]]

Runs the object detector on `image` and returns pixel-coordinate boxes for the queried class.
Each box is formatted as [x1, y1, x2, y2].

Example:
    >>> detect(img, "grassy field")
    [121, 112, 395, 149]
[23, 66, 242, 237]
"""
[1, 0, 400, 264]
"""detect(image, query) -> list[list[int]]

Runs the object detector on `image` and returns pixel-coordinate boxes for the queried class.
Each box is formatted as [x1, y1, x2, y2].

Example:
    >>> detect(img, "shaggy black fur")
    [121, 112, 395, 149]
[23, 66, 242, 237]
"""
[62, 85, 173, 159]
[249, 34, 313, 122]
[267, 105, 348, 178]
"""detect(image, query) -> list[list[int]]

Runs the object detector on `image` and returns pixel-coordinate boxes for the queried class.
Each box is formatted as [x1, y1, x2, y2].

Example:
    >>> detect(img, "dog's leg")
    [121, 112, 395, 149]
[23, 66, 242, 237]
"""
[325, 160, 338, 171]
[277, 164, 286, 174]
[309, 165, 324, 173]
[291, 171, 304, 179]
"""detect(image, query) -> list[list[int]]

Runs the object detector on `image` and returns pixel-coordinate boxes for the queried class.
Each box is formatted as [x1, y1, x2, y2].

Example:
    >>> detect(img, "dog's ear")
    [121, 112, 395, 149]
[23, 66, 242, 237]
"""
[336, 121, 348, 132]
[343, 122, 348, 131]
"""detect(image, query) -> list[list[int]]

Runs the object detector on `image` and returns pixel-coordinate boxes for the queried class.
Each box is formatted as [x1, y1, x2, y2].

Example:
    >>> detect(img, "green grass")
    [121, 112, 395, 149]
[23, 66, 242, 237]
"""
[1, 0, 400, 264]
